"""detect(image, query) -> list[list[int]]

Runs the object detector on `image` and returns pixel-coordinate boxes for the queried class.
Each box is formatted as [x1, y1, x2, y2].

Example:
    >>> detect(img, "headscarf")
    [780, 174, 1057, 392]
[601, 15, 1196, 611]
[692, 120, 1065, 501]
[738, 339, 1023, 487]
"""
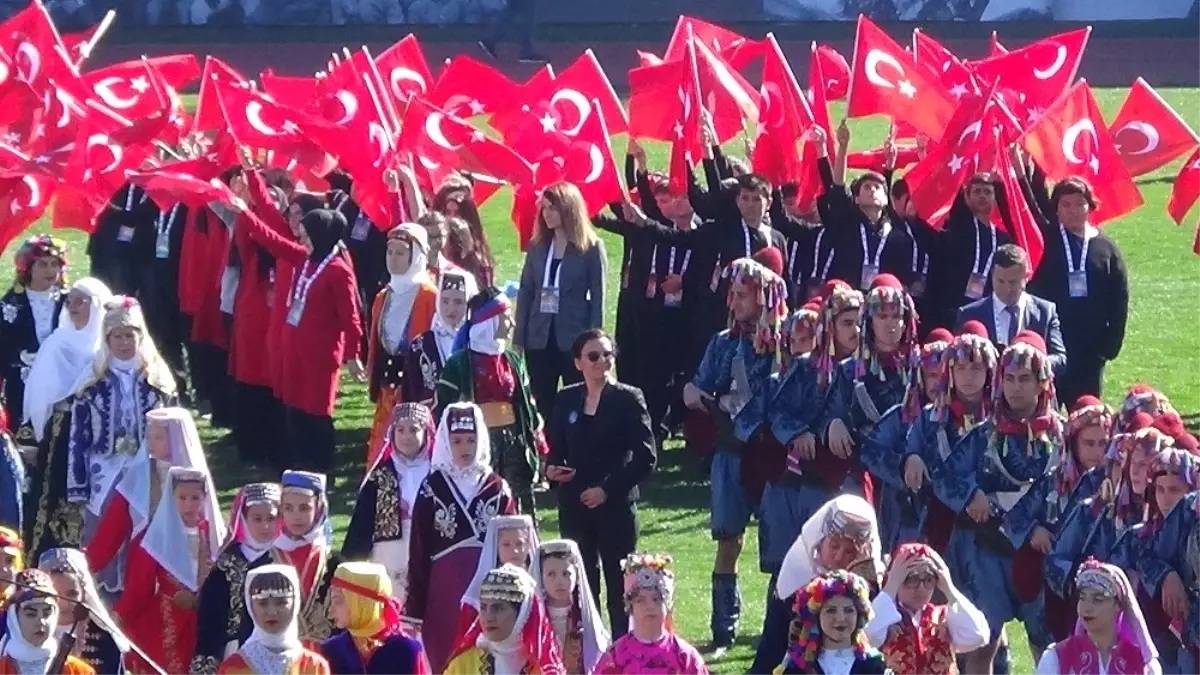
[139, 466, 221, 592]
[431, 272, 479, 359]
[37, 548, 131, 653]
[1072, 559, 1158, 666]
[225, 483, 283, 554]
[431, 403, 493, 499]
[814, 281, 864, 391]
[13, 235, 67, 287]
[23, 277, 111, 440]
[1151, 448, 1200, 515]
[1117, 384, 1175, 433]
[855, 273, 917, 384]
[364, 402, 435, 489]
[273, 471, 330, 552]
[723, 258, 788, 356]
[1058, 396, 1115, 497]
[1093, 429, 1165, 528]
[531, 540, 610, 673]
[901, 328, 953, 423]
[73, 296, 176, 396]
[300, 209, 347, 262]
[455, 286, 511, 356]
[450, 564, 565, 675]
[330, 562, 404, 640]
[991, 331, 1061, 450]
[781, 300, 822, 368]
[0, 569, 59, 665]
[240, 564, 304, 674]
[386, 224, 431, 289]
[777, 495, 881, 601]
[787, 571, 874, 673]
[462, 516, 539, 612]
[939, 322, 998, 429]
[115, 407, 215, 535]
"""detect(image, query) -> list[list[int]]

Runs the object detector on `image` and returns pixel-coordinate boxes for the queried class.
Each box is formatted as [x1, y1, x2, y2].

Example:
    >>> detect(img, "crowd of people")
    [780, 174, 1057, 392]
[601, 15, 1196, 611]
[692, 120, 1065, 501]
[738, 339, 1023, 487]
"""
[0, 12, 1194, 675]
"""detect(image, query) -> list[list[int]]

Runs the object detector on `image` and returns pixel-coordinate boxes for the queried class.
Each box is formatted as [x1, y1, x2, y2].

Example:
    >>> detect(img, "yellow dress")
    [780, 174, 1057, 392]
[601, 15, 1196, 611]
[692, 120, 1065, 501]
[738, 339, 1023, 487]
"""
[216, 650, 331, 674]
[443, 646, 540, 675]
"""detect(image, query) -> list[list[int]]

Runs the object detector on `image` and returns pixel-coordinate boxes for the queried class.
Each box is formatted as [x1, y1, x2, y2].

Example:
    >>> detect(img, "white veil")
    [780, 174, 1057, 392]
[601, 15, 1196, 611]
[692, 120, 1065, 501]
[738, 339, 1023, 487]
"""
[530, 539, 611, 672]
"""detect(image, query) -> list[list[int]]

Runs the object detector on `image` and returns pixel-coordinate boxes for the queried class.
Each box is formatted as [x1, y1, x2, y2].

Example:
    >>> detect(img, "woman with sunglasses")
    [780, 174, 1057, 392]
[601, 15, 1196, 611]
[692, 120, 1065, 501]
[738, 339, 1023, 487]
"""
[545, 328, 656, 639]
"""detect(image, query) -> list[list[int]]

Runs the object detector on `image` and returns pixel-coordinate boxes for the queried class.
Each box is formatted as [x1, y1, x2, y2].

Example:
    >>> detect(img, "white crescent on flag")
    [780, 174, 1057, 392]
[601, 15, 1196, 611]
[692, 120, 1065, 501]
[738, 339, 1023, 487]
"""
[425, 112, 461, 150]
[1114, 121, 1160, 156]
[1032, 45, 1068, 80]
[246, 101, 279, 136]
[550, 88, 590, 136]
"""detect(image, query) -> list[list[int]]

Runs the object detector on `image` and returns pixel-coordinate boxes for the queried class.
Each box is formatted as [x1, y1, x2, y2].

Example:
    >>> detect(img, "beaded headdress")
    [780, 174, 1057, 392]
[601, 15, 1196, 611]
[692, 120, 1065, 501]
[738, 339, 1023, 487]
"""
[901, 328, 953, 422]
[723, 258, 788, 356]
[1074, 558, 1123, 600]
[788, 571, 873, 673]
[814, 281, 864, 391]
[939, 323, 999, 424]
[447, 406, 477, 434]
[480, 563, 537, 605]
[620, 553, 675, 609]
[9, 568, 55, 607]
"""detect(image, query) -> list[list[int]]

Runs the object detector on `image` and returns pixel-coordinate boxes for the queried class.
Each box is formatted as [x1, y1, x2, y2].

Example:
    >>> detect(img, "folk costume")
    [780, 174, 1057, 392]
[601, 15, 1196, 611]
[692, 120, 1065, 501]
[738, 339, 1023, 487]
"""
[864, 544, 990, 675]
[530, 540, 610, 674]
[192, 482, 284, 675]
[458, 515, 540, 638]
[928, 331, 1062, 652]
[443, 564, 565, 675]
[85, 406, 215, 596]
[37, 548, 131, 674]
[342, 403, 435, 603]
[402, 272, 478, 407]
[1036, 560, 1160, 675]
[365, 225, 437, 455]
[0, 569, 95, 675]
[1115, 385, 1175, 434]
[689, 257, 787, 650]
[271, 472, 338, 645]
[592, 553, 708, 675]
[114, 467, 223, 674]
[0, 528, 23, 641]
[217, 565, 331, 675]
[320, 562, 429, 674]
[434, 288, 546, 515]
[404, 403, 518, 673]
[0, 437, 19, 532]
[0, 236, 67, 428]
[776, 571, 888, 675]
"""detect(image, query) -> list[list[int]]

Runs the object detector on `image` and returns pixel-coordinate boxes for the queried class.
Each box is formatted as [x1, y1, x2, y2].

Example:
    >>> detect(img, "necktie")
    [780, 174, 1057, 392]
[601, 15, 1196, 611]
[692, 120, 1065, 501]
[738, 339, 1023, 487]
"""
[1005, 304, 1019, 343]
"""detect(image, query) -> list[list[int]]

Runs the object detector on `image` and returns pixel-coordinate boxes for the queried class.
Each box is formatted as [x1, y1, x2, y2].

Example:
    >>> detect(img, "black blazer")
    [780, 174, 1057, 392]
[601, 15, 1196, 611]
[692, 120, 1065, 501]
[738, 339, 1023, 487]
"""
[547, 381, 657, 504]
[955, 292, 1068, 380]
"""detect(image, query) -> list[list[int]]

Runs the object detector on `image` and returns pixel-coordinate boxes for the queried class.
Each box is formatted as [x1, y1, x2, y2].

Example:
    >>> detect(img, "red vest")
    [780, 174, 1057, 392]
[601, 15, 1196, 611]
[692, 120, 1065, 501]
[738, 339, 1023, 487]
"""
[1055, 635, 1146, 675]
[881, 603, 958, 675]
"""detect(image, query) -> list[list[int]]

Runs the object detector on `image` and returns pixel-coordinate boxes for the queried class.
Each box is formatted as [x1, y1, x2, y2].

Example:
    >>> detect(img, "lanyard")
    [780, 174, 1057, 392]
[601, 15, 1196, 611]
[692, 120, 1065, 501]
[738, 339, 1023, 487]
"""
[741, 222, 751, 258]
[288, 246, 338, 309]
[156, 205, 179, 238]
[1059, 224, 1094, 274]
[669, 245, 691, 276]
[906, 223, 929, 276]
[860, 222, 890, 268]
[811, 228, 834, 280]
[124, 185, 141, 212]
[542, 244, 564, 289]
[973, 219, 997, 276]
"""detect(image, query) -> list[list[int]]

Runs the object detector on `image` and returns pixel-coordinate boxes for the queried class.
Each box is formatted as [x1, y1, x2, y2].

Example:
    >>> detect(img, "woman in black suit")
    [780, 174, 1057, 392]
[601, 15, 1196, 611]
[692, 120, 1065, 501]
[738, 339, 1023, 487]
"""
[546, 328, 656, 638]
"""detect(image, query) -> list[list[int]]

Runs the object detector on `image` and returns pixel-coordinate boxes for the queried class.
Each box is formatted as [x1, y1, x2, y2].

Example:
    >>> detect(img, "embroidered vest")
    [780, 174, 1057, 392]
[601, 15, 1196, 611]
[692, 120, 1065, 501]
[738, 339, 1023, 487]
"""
[881, 604, 957, 675]
[1055, 635, 1146, 675]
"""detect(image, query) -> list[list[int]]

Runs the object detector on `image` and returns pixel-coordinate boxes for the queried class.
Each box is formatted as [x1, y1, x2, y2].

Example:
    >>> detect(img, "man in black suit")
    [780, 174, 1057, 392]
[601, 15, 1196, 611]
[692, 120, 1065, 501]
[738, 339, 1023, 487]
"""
[956, 244, 1067, 380]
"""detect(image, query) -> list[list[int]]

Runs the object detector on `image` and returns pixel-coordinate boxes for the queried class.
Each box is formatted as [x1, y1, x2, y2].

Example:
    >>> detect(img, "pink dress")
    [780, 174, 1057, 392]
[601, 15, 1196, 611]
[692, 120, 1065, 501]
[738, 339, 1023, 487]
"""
[591, 633, 708, 675]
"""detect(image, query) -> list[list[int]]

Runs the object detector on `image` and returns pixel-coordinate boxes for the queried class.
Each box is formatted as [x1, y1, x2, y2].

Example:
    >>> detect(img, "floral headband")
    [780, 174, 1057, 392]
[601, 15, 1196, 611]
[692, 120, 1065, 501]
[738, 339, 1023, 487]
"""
[621, 552, 675, 608]
[789, 571, 873, 672]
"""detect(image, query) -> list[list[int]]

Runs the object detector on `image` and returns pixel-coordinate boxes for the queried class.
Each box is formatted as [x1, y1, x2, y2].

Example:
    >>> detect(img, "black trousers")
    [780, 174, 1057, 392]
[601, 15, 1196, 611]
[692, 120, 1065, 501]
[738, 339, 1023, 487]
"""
[190, 342, 236, 429]
[234, 383, 277, 465]
[139, 267, 191, 402]
[558, 498, 638, 639]
[488, 0, 538, 51]
[525, 344, 580, 426]
[1058, 352, 1106, 408]
[285, 405, 335, 475]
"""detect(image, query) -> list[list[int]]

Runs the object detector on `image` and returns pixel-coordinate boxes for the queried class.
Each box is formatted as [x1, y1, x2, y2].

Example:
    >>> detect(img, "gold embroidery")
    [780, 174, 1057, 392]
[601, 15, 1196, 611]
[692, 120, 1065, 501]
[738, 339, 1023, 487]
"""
[189, 654, 220, 675]
[372, 465, 402, 541]
[215, 550, 251, 640]
[161, 577, 182, 674]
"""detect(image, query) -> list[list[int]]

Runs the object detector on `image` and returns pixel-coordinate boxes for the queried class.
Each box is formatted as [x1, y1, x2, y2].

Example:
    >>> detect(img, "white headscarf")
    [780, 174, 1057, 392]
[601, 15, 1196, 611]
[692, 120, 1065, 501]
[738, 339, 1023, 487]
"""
[115, 407, 216, 535]
[22, 277, 111, 441]
[431, 403, 493, 501]
[462, 515, 539, 612]
[72, 296, 176, 396]
[273, 471, 330, 553]
[468, 315, 505, 356]
[1, 597, 59, 668]
[530, 539, 611, 672]
[239, 563, 303, 674]
[37, 547, 132, 653]
[138, 466, 223, 592]
[474, 564, 537, 673]
[382, 225, 432, 352]
[776, 494, 882, 600]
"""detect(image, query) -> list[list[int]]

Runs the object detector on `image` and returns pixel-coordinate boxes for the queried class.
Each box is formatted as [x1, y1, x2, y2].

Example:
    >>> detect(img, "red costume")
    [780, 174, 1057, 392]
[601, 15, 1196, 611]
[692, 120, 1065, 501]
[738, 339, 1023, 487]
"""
[880, 604, 958, 675]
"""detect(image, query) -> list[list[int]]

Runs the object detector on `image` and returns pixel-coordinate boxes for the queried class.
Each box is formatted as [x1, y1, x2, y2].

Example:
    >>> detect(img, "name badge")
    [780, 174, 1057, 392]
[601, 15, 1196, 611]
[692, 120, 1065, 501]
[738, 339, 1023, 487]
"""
[709, 263, 721, 292]
[664, 289, 683, 307]
[910, 274, 928, 299]
[859, 264, 879, 290]
[539, 287, 560, 314]
[965, 272, 987, 300]
[155, 229, 171, 259]
[286, 299, 306, 326]
[1068, 270, 1088, 298]
[351, 215, 371, 242]
[117, 226, 135, 243]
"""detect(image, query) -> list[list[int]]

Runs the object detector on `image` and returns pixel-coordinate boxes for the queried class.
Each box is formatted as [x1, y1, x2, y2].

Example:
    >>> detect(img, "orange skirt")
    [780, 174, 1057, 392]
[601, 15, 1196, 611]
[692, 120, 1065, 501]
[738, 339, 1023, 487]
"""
[367, 387, 399, 466]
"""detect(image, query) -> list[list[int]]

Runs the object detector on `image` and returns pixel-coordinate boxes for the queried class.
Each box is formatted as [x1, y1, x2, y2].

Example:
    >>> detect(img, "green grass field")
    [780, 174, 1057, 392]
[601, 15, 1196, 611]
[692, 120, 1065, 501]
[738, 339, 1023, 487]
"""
[12, 87, 1199, 673]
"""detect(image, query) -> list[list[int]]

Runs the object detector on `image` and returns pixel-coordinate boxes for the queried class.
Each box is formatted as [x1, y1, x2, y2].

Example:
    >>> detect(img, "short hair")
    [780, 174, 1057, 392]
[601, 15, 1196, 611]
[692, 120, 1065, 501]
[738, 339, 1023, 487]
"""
[571, 328, 611, 359]
[779, 181, 800, 200]
[1050, 176, 1099, 212]
[850, 171, 886, 196]
[736, 173, 771, 198]
[993, 244, 1029, 270]
[966, 173, 996, 191]
[890, 178, 910, 201]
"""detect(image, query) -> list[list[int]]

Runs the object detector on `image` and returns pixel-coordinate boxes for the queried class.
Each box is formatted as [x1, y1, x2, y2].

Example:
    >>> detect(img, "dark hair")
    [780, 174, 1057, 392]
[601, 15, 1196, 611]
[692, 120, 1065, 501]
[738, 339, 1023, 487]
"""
[325, 169, 353, 194]
[300, 209, 346, 261]
[736, 173, 771, 198]
[779, 181, 800, 200]
[570, 328, 611, 359]
[445, 216, 490, 279]
[263, 168, 295, 195]
[994, 243, 1029, 270]
[966, 173, 997, 191]
[890, 178, 910, 201]
[432, 180, 495, 269]
[850, 171, 886, 196]
[1050, 176, 1099, 212]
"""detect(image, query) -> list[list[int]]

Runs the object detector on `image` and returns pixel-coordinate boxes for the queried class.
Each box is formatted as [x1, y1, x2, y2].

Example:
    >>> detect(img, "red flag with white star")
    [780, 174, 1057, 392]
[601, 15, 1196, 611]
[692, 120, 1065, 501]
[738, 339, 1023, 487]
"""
[1109, 78, 1200, 178]
[751, 33, 815, 188]
[397, 97, 532, 186]
[427, 55, 519, 119]
[968, 28, 1090, 126]
[1168, 147, 1200, 226]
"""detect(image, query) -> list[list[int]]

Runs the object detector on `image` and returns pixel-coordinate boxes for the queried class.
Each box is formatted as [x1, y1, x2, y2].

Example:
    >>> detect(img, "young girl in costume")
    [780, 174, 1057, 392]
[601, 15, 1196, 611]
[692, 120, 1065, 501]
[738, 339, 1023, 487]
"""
[458, 515, 539, 637]
[217, 564, 331, 674]
[530, 539, 610, 674]
[403, 271, 478, 406]
[37, 548, 130, 674]
[0, 569, 94, 674]
[322, 562, 428, 674]
[592, 553, 708, 674]
[0, 235, 68, 428]
[273, 471, 338, 644]
[776, 570, 887, 674]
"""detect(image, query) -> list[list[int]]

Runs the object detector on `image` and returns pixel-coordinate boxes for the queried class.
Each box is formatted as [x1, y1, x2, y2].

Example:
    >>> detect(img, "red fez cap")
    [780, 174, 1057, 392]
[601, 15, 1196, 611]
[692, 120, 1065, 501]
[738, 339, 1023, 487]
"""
[870, 273, 904, 291]
[960, 320, 989, 339]
[1126, 412, 1155, 432]
[1072, 395, 1104, 412]
[752, 247, 784, 277]
[822, 279, 851, 297]
[926, 328, 954, 345]
[1012, 330, 1047, 354]
[802, 300, 823, 314]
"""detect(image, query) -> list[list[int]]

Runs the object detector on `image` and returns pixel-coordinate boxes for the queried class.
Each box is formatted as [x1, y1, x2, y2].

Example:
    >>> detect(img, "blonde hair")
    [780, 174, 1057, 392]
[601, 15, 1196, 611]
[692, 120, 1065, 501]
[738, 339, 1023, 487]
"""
[533, 181, 598, 252]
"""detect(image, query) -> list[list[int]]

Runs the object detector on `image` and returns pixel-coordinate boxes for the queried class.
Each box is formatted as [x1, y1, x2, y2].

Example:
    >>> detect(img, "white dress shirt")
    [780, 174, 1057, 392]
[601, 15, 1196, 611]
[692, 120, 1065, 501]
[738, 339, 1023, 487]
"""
[992, 292, 1029, 346]
[864, 591, 991, 653]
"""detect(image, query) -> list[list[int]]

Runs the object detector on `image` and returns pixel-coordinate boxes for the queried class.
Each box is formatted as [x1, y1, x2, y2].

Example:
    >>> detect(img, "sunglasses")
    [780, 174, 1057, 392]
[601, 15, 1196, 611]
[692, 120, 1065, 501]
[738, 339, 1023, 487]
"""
[902, 574, 936, 589]
[585, 350, 615, 363]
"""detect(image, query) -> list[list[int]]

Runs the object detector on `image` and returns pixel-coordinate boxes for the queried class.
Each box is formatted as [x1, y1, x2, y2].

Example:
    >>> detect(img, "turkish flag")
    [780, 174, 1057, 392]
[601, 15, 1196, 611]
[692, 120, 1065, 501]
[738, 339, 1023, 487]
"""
[127, 163, 242, 211]
[0, 0, 73, 92]
[83, 54, 199, 122]
[259, 70, 323, 115]
[1167, 147, 1200, 225]
[521, 64, 555, 92]
[789, 41, 837, 215]
[662, 15, 763, 71]
[813, 43, 850, 101]
[627, 56, 690, 142]
[969, 28, 1090, 127]
[1109, 78, 1200, 178]
[397, 97, 532, 186]
[990, 31, 1009, 56]
[1019, 81, 1144, 224]
[374, 34, 434, 106]
[846, 16, 955, 139]
[751, 33, 814, 188]
[995, 138, 1046, 272]
[428, 55, 519, 119]
[0, 172, 53, 250]
[692, 36, 760, 143]
[494, 49, 626, 139]
[212, 79, 315, 155]
[912, 29, 977, 102]
[192, 56, 249, 133]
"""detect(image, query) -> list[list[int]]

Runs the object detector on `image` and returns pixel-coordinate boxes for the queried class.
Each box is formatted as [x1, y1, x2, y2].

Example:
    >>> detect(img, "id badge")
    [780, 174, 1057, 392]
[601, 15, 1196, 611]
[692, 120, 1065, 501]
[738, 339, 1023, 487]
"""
[709, 263, 721, 292]
[910, 274, 928, 299]
[645, 275, 657, 299]
[155, 229, 171, 259]
[859, 264, 879, 290]
[351, 215, 371, 241]
[286, 299, 305, 326]
[539, 287, 560, 314]
[117, 225, 135, 243]
[965, 272, 987, 300]
[664, 289, 683, 307]
[1068, 270, 1088, 298]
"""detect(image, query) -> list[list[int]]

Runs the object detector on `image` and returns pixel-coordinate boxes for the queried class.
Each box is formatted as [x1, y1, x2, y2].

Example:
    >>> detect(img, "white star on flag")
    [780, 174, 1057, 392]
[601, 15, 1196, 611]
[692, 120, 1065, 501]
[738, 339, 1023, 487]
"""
[468, 100, 486, 116]
[673, 122, 685, 139]
[897, 80, 917, 98]
[470, 130, 486, 143]
[1088, 156, 1100, 174]
[3, 132, 19, 144]
[539, 113, 557, 133]
[948, 83, 969, 100]
[947, 154, 965, 173]
[1025, 107, 1045, 125]
[130, 76, 150, 94]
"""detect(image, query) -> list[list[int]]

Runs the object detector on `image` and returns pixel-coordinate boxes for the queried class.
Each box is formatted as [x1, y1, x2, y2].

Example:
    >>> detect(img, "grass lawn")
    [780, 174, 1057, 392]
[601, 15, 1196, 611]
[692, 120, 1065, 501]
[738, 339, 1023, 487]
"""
[10, 86, 1198, 673]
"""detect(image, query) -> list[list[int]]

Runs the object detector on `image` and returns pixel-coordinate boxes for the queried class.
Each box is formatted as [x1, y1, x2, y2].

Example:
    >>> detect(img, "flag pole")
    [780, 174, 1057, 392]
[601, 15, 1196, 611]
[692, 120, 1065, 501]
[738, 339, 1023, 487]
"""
[74, 9, 115, 67]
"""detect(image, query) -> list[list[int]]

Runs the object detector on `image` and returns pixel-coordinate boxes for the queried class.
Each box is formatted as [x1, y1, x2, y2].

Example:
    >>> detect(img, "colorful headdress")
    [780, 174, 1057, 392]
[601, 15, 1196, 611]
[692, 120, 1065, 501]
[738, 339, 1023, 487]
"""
[226, 482, 282, 550]
[331, 562, 404, 640]
[480, 564, 538, 605]
[782, 300, 822, 367]
[101, 296, 147, 335]
[991, 331, 1060, 449]
[723, 257, 788, 356]
[1071, 559, 1158, 666]
[1117, 384, 1175, 433]
[1095, 428, 1168, 528]
[431, 402, 492, 474]
[276, 470, 330, 551]
[882, 543, 940, 588]
[1057, 396, 1116, 497]
[8, 568, 55, 608]
[855, 273, 918, 384]
[620, 553, 675, 610]
[448, 564, 566, 675]
[787, 571, 874, 673]
[530, 540, 611, 673]
[462, 515, 540, 612]
[814, 281, 864, 391]
[0, 527, 22, 573]
[454, 286, 512, 355]
[1151, 447, 1200, 493]
[901, 327, 953, 422]
[937, 321, 998, 426]
[387, 223, 430, 252]
[13, 234, 67, 287]
[368, 402, 436, 474]
[1152, 412, 1199, 453]
[37, 548, 132, 653]
[242, 564, 303, 654]
[281, 470, 326, 496]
